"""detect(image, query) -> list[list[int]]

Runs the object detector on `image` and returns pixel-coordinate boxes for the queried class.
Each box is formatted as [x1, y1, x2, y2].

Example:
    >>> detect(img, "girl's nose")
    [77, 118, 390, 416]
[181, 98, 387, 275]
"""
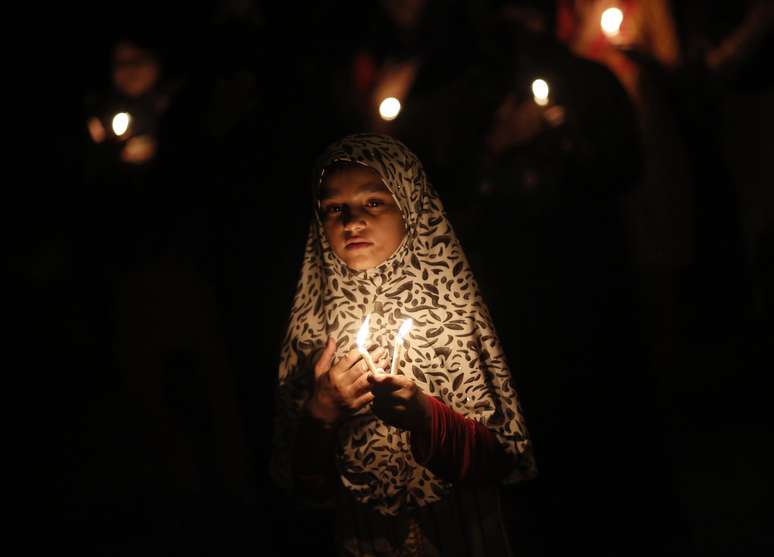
[342, 207, 366, 230]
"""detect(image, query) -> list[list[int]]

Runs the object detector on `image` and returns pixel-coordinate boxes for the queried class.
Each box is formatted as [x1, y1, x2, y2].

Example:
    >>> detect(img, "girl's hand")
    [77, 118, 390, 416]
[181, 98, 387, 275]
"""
[368, 373, 433, 433]
[306, 337, 388, 425]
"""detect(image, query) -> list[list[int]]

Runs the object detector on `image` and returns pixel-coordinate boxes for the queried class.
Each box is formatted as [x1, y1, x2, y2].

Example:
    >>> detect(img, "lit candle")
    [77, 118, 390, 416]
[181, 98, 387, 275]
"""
[112, 112, 131, 136]
[531, 79, 549, 106]
[600, 7, 624, 39]
[379, 97, 401, 121]
[390, 318, 413, 374]
[356, 314, 379, 375]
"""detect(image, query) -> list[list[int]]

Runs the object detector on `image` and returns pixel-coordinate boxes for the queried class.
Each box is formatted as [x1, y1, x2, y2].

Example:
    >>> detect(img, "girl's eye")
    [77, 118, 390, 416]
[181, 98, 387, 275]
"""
[324, 205, 342, 215]
[366, 199, 383, 208]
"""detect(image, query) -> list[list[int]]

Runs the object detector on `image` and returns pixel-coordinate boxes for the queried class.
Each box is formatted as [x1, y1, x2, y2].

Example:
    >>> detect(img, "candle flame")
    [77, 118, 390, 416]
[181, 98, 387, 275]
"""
[600, 7, 623, 38]
[379, 97, 401, 121]
[112, 112, 131, 136]
[397, 318, 413, 341]
[356, 314, 371, 349]
[531, 79, 549, 106]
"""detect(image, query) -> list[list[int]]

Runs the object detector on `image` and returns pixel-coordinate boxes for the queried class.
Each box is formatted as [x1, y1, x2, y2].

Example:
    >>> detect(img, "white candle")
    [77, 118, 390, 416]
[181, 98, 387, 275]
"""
[390, 318, 413, 374]
[356, 314, 379, 374]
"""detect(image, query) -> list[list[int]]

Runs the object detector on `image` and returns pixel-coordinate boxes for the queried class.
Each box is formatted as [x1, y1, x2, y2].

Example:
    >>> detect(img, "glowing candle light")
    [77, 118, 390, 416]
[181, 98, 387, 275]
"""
[356, 314, 379, 375]
[390, 318, 413, 374]
[112, 112, 131, 136]
[531, 79, 549, 106]
[600, 7, 624, 38]
[379, 97, 401, 121]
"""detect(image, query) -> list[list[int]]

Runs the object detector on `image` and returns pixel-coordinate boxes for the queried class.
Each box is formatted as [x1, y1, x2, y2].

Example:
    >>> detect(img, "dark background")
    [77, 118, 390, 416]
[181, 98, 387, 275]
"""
[12, 1, 772, 555]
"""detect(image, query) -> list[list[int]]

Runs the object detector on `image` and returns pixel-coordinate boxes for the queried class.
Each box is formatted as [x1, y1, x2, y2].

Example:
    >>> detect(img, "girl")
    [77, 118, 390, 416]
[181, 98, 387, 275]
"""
[272, 134, 536, 556]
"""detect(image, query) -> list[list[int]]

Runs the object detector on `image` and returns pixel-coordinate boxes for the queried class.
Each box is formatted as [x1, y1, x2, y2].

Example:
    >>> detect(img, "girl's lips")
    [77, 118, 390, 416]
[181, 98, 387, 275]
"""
[346, 241, 372, 250]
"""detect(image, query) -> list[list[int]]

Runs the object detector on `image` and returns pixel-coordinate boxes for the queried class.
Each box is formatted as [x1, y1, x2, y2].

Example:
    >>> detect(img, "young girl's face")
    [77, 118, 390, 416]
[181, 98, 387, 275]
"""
[319, 165, 406, 271]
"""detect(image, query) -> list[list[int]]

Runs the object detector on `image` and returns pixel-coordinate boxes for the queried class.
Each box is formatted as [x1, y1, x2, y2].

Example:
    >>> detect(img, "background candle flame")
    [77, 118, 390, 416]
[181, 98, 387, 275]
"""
[112, 112, 131, 136]
[600, 7, 624, 38]
[531, 79, 549, 106]
[379, 97, 401, 121]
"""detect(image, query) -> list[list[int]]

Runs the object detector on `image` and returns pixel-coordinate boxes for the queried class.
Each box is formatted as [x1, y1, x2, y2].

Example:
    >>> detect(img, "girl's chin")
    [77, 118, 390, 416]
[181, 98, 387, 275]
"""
[344, 256, 387, 272]
[347, 262, 380, 272]
[335, 248, 382, 272]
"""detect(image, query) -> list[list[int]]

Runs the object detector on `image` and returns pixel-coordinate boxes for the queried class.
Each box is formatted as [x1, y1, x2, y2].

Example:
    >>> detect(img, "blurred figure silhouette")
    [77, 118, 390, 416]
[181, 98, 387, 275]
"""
[668, 0, 773, 336]
[657, 3, 774, 556]
[457, 3, 678, 555]
[57, 12, 259, 555]
[325, 0, 492, 188]
[556, 0, 681, 104]
[557, 2, 774, 555]
[84, 32, 177, 170]
[554, 0, 695, 367]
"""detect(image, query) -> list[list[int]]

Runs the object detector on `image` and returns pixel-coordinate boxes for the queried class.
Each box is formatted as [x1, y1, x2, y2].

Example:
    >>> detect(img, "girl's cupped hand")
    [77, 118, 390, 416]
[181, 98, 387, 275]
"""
[306, 337, 388, 425]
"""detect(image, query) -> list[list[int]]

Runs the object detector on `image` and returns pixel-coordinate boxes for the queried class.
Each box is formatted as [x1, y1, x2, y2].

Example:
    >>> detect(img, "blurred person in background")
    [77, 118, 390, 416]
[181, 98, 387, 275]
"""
[655, 2, 773, 555]
[324, 0, 495, 206]
[554, 0, 695, 363]
[84, 32, 177, 169]
[468, 3, 680, 555]
[329, 0, 469, 131]
[556, 2, 774, 555]
[52, 8, 260, 554]
[668, 0, 774, 335]
[556, 0, 681, 104]
[556, 0, 772, 339]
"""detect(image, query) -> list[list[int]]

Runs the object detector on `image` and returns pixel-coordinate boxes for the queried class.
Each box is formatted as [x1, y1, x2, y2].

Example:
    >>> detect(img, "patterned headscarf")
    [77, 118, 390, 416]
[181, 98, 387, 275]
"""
[272, 133, 535, 516]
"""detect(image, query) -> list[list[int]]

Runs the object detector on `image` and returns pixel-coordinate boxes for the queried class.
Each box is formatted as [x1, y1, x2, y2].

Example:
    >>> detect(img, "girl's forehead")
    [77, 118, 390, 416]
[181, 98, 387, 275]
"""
[319, 164, 392, 198]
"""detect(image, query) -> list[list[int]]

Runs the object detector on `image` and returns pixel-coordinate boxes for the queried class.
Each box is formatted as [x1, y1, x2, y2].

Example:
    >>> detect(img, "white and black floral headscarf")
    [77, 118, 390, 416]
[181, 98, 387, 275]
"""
[272, 133, 535, 516]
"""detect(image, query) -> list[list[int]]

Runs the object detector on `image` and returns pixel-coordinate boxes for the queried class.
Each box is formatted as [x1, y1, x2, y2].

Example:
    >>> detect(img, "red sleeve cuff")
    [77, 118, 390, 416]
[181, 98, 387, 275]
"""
[410, 395, 513, 484]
